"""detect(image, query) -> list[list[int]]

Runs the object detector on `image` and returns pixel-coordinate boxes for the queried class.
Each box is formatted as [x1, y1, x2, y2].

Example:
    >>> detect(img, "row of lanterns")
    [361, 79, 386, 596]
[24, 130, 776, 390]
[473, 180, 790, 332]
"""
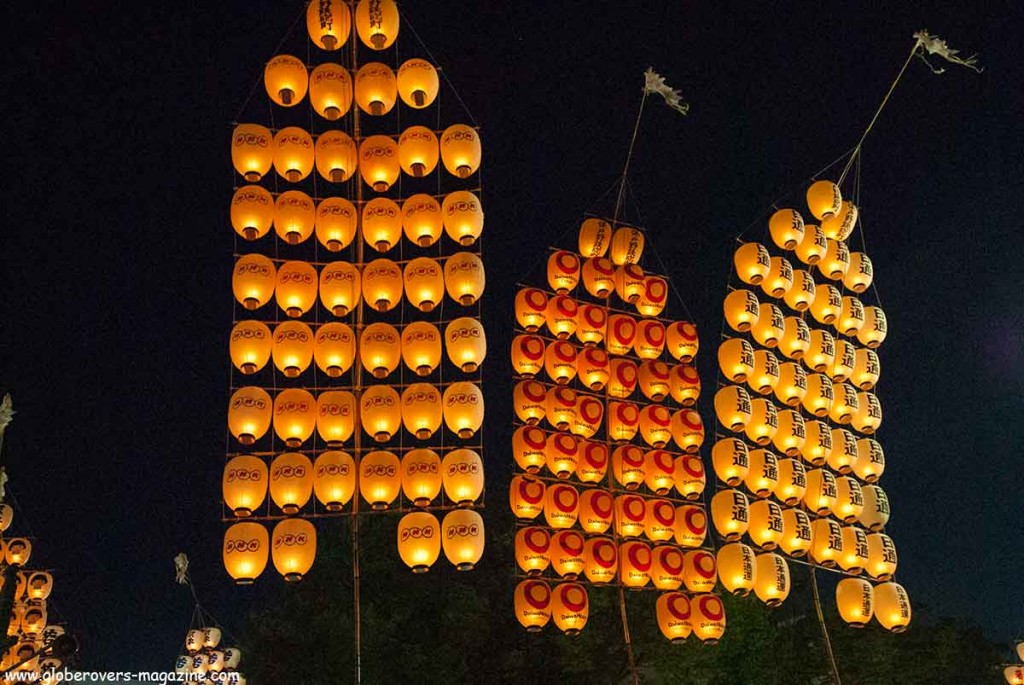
[223, 447, 484, 516]
[302, 0, 401, 53]
[231, 187, 483, 248]
[231, 122, 481, 187]
[175, 626, 244, 683]
[230, 317, 486, 377]
[232, 254, 485, 315]
[227, 382, 484, 446]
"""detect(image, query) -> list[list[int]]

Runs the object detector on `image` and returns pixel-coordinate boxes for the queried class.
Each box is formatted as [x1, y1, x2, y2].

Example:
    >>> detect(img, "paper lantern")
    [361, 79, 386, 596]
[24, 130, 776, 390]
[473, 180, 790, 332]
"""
[397, 58, 439, 107]
[514, 289, 547, 333]
[514, 580, 551, 632]
[306, 0, 350, 50]
[607, 401, 640, 442]
[443, 382, 484, 438]
[615, 495, 647, 539]
[691, 594, 726, 644]
[734, 242, 771, 284]
[851, 348, 880, 391]
[545, 432, 578, 479]
[223, 522, 269, 584]
[836, 578, 874, 627]
[761, 256, 794, 298]
[825, 428, 856, 474]
[397, 512, 440, 573]
[510, 475, 545, 520]
[575, 217, 611, 257]
[572, 396, 604, 439]
[394, 324, 440, 379]
[309, 62, 353, 119]
[544, 341, 578, 385]
[546, 386, 578, 432]
[317, 261, 359, 316]
[829, 382, 859, 425]
[874, 582, 911, 632]
[228, 387, 271, 445]
[634, 320, 666, 361]
[355, 0, 400, 48]
[513, 380, 547, 425]
[754, 553, 790, 607]
[784, 269, 816, 311]
[273, 127, 314, 182]
[793, 223, 827, 270]
[804, 330, 836, 374]
[748, 349, 780, 396]
[656, 593, 692, 643]
[445, 252, 486, 306]
[804, 468, 838, 516]
[551, 531, 586, 580]
[860, 485, 891, 531]
[674, 455, 706, 500]
[610, 226, 645, 266]
[273, 389, 316, 447]
[752, 302, 785, 348]
[835, 296, 865, 338]
[719, 338, 755, 383]
[670, 409, 704, 454]
[779, 507, 812, 557]
[573, 304, 606, 347]
[400, 383, 442, 440]
[833, 477, 865, 524]
[711, 489, 749, 542]
[806, 180, 841, 220]
[550, 582, 589, 635]
[746, 398, 779, 446]
[858, 306, 888, 348]
[442, 190, 484, 246]
[442, 449, 483, 505]
[769, 209, 805, 250]
[232, 253, 276, 310]
[358, 259, 402, 313]
[544, 483, 580, 529]
[358, 322, 399, 378]
[724, 289, 760, 332]
[1006, 667, 1024, 685]
[745, 448, 779, 498]
[810, 517, 844, 567]
[581, 257, 616, 298]
[271, 321, 313, 378]
[230, 321, 272, 375]
[666, 321, 699, 362]
[398, 125, 439, 177]
[401, 257, 443, 312]
[637, 276, 668, 317]
[678, 549, 717, 594]
[359, 135, 399, 191]
[619, 540, 652, 589]
[778, 316, 811, 360]
[310, 323, 354, 379]
[269, 452, 313, 514]
[275, 260, 318, 318]
[866, 533, 898, 580]
[771, 409, 805, 456]
[644, 449, 676, 494]
[646, 499, 678, 544]
[572, 350, 608, 395]
[441, 509, 485, 571]
[312, 201, 357, 256]
[674, 505, 707, 548]
[775, 459, 807, 506]
[853, 438, 885, 483]
[712, 437, 749, 487]
[717, 543, 756, 596]
[611, 444, 644, 490]
[810, 283, 842, 325]
[222, 456, 267, 517]
[829, 340, 856, 384]
[800, 420, 832, 467]
[748, 500, 784, 551]
[839, 525, 869, 574]
[512, 425, 547, 474]
[360, 197, 401, 253]
[25, 572, 53, 601]
[515, 527, 551, 576]
[313, 450, 355, 510]
[714, 385, 752, 432]
[649, 546, 684, 592]
[607, 358, 637, 399]
[801, 373, 833, 419]
[844, 252, 873, 293]
[401, 194, 443, 247]
[774, 362, 807, 407]
[822, 199, 858, 241]
[604, 315, 639, 357]
[819, 239, 850, 281]
[315, 130, 358, 184]
[360, 385, 400, 442]
[230, 185, 274, 240]
[441, 317, 486, 373]
[614, 264, 647, 303]
[440, 124, 482, 178]
[579, 489, 614, 534]
[639, 404, 673, 448]
[852, 391, 882, 434]
[271, 518, 316, 582]
[231, 124, 273, 181]
[577, 440, 609, 483]
[354, 62, 396, 115]
[545, 250, 580, 294]
[359, 450, 400, 509]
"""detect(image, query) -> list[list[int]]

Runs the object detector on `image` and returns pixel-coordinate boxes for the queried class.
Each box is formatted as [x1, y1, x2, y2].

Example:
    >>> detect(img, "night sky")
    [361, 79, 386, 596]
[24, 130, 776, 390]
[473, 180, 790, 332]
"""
[3, 0, 1021, 671]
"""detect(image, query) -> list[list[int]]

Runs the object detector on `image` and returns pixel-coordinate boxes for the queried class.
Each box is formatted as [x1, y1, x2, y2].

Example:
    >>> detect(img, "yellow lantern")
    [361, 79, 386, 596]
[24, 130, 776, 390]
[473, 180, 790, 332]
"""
[768, 209, 805, 250]
[306, 0, 350, 50]
[442, 509, 485, 570]
[860, 485, 890, 531]
[754, 553, 790, 607]
[810, 517, 844, 567]
[827, 428, 858, 474]
[806, 180, 842, 220]
[866, 533, 898, 580]
[773, 408, 806, 456]
[810, 283, 842, 325]
[674, 455, 706, 500]
[398, 125, 439, 177]
[717, 542, 756, 596]
[818, 238, 850, 281]
[573, 396, 604, 439]
[778, 316, 811, 360]
[748, 349, 780, 395]
[656, 593, 692, 643]
[271, 321, 313, 378]
[359, 450, 400, 509]
[670, 363, 701, 406]
[275, 260, 317, 318]
[354, 62, 397, 115]
[273, 388, 316, 447]
[273, 127, 314, 182]
[829, 339, 856, 383]
[355, 0, 399, 49]
[822, 199, 858, 241]
[269, 452, 313, 514]
[577, 440, 609, 483]
[804, 330, 836, 374]
[577, 258, 614, 301]
[675, 505, 708, 548]
[445, 251, 485, 306]
[550, 582, 589, 635]
[614, 264, 647, 303]
[579, 488, 614, 534]
[444, 317, 486, 373]
[230, 320, 272, 375]
[397, 511, 441, 573]
[314, 199, 357, 253]
[718, 337, 755, 383]
[634, 320, 666, 360]
[545, 432, 579, 479]
[544, 482, 580, 529]
[607, 401, 640, 442]
[644, 449, 677, 494]
[439, 124, 482, 178]
[231, 124, 273, 181]
[607, 357, 637, 398]
[442, 190, 484, 246]
[844, 252, 873, 293]
[670, 409, 705, 454]
[637, 276, 668, 317]
[544, 340, 578, 385]
[442, 448, 484, 505]
[360, 385, 400, 443]
[858, 305, 887, 348]
[228, 386, 271, 445]
[232, 253, 276, 311]
[834, 477, 865, 523]
[222, 455, 268, 517]
[512, 425, 546, 473]
[514, 288, 547, 332]
[1007, 667, 1024, 685]
[514, 580, 551, 632]
[761, 256, 794, 298]
[775, 458, 809, 507]
[681, 549, 717, 593]
[836, 296, 865, 338]
[401, 321, 442, 377]
[614, 494, 647, 539]
[610, 226, 645, 266]
[723, 289, 760, 332]
[397, 57, 439, 108]
[711, 489, 749, 542]
[795, 222, 828, 265]
[313, 450, 356, 510]
[774, 362, 807, 407]
[403, 257, 444, 312]
[401, 383, 442, 439]
[551, 531, 586, 579]
[547, 250, 580, 294]
[619, 540, 653, 589]
[575, 347, 608, 391]
[745, 448, 779, 498]
[639, 404, 673, 448]
[666, 321, 699, 362]
[748, 500, 784, 551]
[271, 518, 316, 582]
[804, 468, 838, 516]
[612, 444, 646, 489]
[646, 499, 678, 544]
[317, 261, 359, 316]
[779, 507, 812, 557]
[851, 348, 880, 390]
[361, 197, 401, 252]
[402, 194, 443, 247]
[264, 55, 308, 106]
[309, 63, 353, 119]
[852, 391, 882, 434]
[362, 258, 402, 311]
[650, 544, 685, 590]
[745, 398, 779, 446]
[230, 185, 274, 241]
[784, 269, 816, 311]
[442, 382, 484, 438]
[691, 594, 726, 644]
[359, 134, 399, 191]
[513, 380, 547, 425]
[359, 322, 400, 378]
[515, 527, 551, 576]
[874, 582, 911, 633]
[714, 385, 752, 432]
[839, 525, 869, 574]
[829, 382, 859, 425]
[752, 302, 785, 348]
[274, 190, 315, 244]
[314, 130, 357, 184]
[312, 322, 355, 377]
[802, 373, 834, 417]
[854, 438, 885, 483]
[576, 303, 607, 346]
[734, 242, 771, 284]
[578, 217, 612, 257]
[801, 420, 833, 466]
[836, 578, 874, 627]
[223, 522, 269, 584]
[546, 386, 578, 432]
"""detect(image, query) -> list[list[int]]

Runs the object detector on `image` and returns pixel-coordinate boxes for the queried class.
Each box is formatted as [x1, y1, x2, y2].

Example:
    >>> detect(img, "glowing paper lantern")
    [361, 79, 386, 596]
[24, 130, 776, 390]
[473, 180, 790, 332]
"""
[656, 593, 692, 643]
[619, 540, 652, 588]
[836, 578, 874, 628]
[273, 127, 314, 182]
[546, 386, 578, 432]
[572, 396, 604, 439]
[771, 409, 805, 456]
[860, 485, 891, 531]
[315, 130, 357, 183]
[546, 250, 580, 294]
[607, 401, 640, 442]
[313, 450, 355, 510]
[273, 389, 317, 448]
[575, 304, 607, 346]
[610, 226, 645, 266]
[397, 58, 439, 108]
[734, 242, 771, 284]
[851, 348, 880, 391]
[836, 296, 865, 337]
[810, 517, 843, 567]
[745, 448, 779, 498]
[613, 444, 646, 489]
[670, 409, 704, 454]
[401, 383, 442, 439]
[839, 525, 869, 574]
[866, 533, 898, 580]
[272, 321, 313, 378]
[402, 321, 442, 376]
[806, 180, 842, 220]
[356, 0, 400, 50]
[440, 124, 482, 178]
[805, 330, 836, 374]
[748, 499, 784, 550]
[714, 385, 752, 432]
[275, 260, 318, 318]
[830, 383, 859, 425]
[577, 440, 609, 483]
[445, 252, 485, 306]
[312, 322, 355, 377]
[674, 455, 706, 500]
[230, 320, 272, 375]
[269, 452, 313, 514]
[404, 257, 445, 312]
[317, 390, 356, 446]
[615, 495, 648, 539]
[724, 289, 760, 332]
[360, 322, 400, 378]
[769, 209, 805, 250]
[719, 338, 755, 383]
[579, 489, 614, 534]
[402, 194, 443, 247]
[774, 362, 807, 407]
[550, 582, 589, 635]
[445, 317, 486, 372]
[639, 404, 673, 448]
[607, 358, 637, 399]
[775, 459, 806, 506]
[359, 135, 399, 191]
[398, 125, 439, 177]
[746, 398, 779, 446]
[712, 437, 749, 487]
[544, 482, 580, 529]
[830, 339, 856, 384]
[550, 531, 586, 579]
[644, 449, 676, 494]
[853, 438, 885, 483]
[796, 221, 828, 267]
[318, 261, 360, 315]
[666, 321, 699, 362]
[754, 553, 790, 607]
[545, 432, 578, 479]
[360, 385, 401, 442]
[441, 509, 485, 570]
[582, 257, 616, 298]
[674, 506, 707, 548]
[844, 252, 873, 293]
[822, 199, 858, 240]
[784, 269, 816, 311]
[397, 511, 440, 573]
[443, 382, 484, 438]
[306, 0, 350, 50]
[761, 257, 794, 299]
[309, 63, 353, 119]
[874, 582, 911, 633]
[827, 428, 858, 474]
[362, 258, 402, 312]
[228, 387, 271, 445]
[810, 283, 842, 325]
[513, 380, 547, 425]
[223, 522, 269, 584]
[360, 450, 400, 509]
[819, 238, 850, 281]
[442, 190, 484, 246]
[752, 302, 785, 348]
[858, 306, 888, 348]
[851, 391, 882, 434]
[271, 518, 316, 582]
[441, 449, 483, 505]
[717, 543, 756, 596]
[614, 264, 647, 303]
[646, 499, 678, 544]
[362, 197, 402, 252]
[711, 489, 749, 542]
[634, 320, 666, 360]
[264, 54, 307, 107]
[231, 124, 273, 181]
[544, 340, 578, 385]
[778, 316, 811, 361]
[779, 507, 812, 557]
[804, 468, 838, 516]
[222, 455, 267, 517]
[232, 253, 276, 311]
[691, 595, 726, 644]
[514, 580, 551, 632]
[637, 276, 668, 317]
[801, 420, 833, 467]
[515, 527, 551, 576]
[230, 185, 274, 241]
[748, 349, 780, 395]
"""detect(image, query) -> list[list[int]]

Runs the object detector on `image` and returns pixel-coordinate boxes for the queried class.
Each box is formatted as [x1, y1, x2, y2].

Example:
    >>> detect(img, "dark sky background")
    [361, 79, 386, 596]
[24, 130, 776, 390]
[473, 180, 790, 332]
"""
[2, 0, 1022, 671]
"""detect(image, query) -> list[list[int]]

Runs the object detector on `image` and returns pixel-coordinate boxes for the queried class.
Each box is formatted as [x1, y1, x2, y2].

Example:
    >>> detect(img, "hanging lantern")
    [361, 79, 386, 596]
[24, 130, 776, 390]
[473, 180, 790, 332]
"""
[271, 321, 313, 378]
[860, 485, 891, 531]
[313, 450, 356, 510]
[25, 572, 53, 602]
[619, 540, 653, 589]
[844, 252, 873, 293]
[318, 261, 360, 316]
[577, 440, 609, 483]
[359, 322, 400, 378]
[445, 252, 486, 306]
[515, 527, 551, 576]
[230, 320, 272, 375]
[810, 283, 842, 325]
[712, 437, 749, 487]
[670, 409, 704, 453]
[401, 321, 442, 377]
[748, 349, 780, 395]
[577, 217, 612, 257]
[441, 509, 485, 571]
[771, 409, 805, 456]
[752, 302, 785, 348]
[1007, 668, 1024, 685]
[403, 257, 445, 312]
[441, 448, 484, 505]
[802, 373, 833, 418]
[512, 425, 547, 473]
[810, 517, 844, 567]
[754, 553, 790, 607]
[362, 258, 403, 312]
[442, 190, 484, 246]
[231, 185, 274, 241]
[546, 386, 578, 432]
[355, 62, 397, 115]
[309, 63, 353, 120]
[829, 382, 859, 425]
[510, 475, 545, 520]
[513, 380, 547, 425]
[674, 505, 708, 547]
[874, 582, 912, 633]
[269, 452, 313, 515]
[644, 449, 677, 494]
[768, 209, 805, 250]
[834, 477, 865, 523]
[579, 537, 617, 585]
[656, 593, 693, 643]
[396, 57, 439, 108]
[582, 257, 616, 298]
[637, 276, 668, 317]
[275, 260, 318, 318]
[273, 127, 314, 182]
[314, 199, 357, 254]
[745, 448, 779, 498]
[443, 317, 486, 373]
[669, 363, 701, 406]
[544, 483, 580, 529]
[614, 264, 647, 303]
[748, 500, 784, 551]
[312, 322, 355, 378]
[222, 455, 268, 517]
[784, 269, 816, 311]
[827, 428, 858, 474]
[822, 199, 858, 240]
[607, 401, 640, 442]
[829, 339, 856, 383]
[717, 543, 756, 596]
[544, 341, 578, 385]
[360, 385, 401, 442]
[271, 518, 316, 582]
[778, 316, 811, 360]
[761, 256, 794, 298]
[546, 250, 580, 294]
[774, 362, 807, 407]
[804, 468, 838, 516]
[806, 180, 842, 220]
[853, 438, 885, 483]
[402, 194, 443, 247]
[273, 389, 316, 448]
[804, 330, 836, 374]
[442, 382, 484, 438]
[398, 125, 439, 177]
[575, 348, 609, 392]
[851, 391, 882, 434]
[775, 459, 807, 506]
[650, 545, 685, 591]
[724, 289, 760, 332]
[551, 531, 586, 579]
[355, 0, 399, 49]
[779, 507, 812, 557]
[579, 488, 614, 534]
[612, 444, 646, 489]
[401, 383, 442, 439]
[545, 432, 579, 479]
[359, 134, 399, 191]
[666, 321, 699, 362]
[223, 522, 269, 584]
[691, 594, 726, 644]
[573, 396, 604, 439]
[232, 253, 276, 311]
[839, 526, 869, 574]
[231, 123, 274, 181]
[615, 495, 648, 539]
[550, 582, 589, 636]
[397, 511, 440, 573]
[818, 239, 850, 281]
[866, 533, 898, 580]
[440, 124, 482, 178]
[836, 578, 874, 628]
[362, 197, 402, 252]
[608, 358, 638, 398]
[836, 296, 865, 338]
[674, 455, 706, 500]
[801, 420, 833, 466]
[851, 348, 880, 390]
[574, 304, 607, 346]
[746, 398, 779, 446]
[734, 242, 771, 284]
[681, 549, 718, 593]
[315, 130, 358, 184]
[514, 580, 551, 632]
[306, 0, 350, 50]
[228, 387, 272, 445]
[510, 334, 544, 379]
[359, 450, 401, 509]
[646, 499, 678, 544]
[857, 306, 888, 348]
[795, 222, 828, 265]
[714, 385, 752, 432]
[634, 320, 666, 360]
[719, 338, 755, 383]
[610, 226, 645, 266]
[711, 489, 749, 542]
[639, 404, 673, 448]
[514, 288, 547, 332]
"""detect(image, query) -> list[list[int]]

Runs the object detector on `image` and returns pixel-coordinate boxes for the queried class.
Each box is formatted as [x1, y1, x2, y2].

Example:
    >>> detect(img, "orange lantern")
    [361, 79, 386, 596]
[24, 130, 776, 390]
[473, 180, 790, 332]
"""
[754, 553, 790, 607]
[810, 283, 842, 325]
[830, 382, 859, 425]
[442, 509, 485, 570]
[360, 385, 400, 442]
[804, 468, 838, 516]
[760, 256, 794, 298]
[853, 438, 885, 483]
[361, 197, 401, 252]
[359, 322, 400, 378]
[314, 199, 357, 253]
[315, 130, 357, 183]
[748, 500, 784, 551]
[717, 542, 757, 596]
[612, 444, 645, 489]
[442, 190, 484, 246]
[795, 222, 828, 265]
[666, 409, 702, 454]
[443, 381, 484, 438]
[401, 194, 443, 247]
[359, 134, 399, 191]
[784, 269, 816, 311]
[230, 185, 274, 241]
[515, 527, 551, 576]
[269, 452, 314, 514]
[222, 455, 268, 517]
[362, 258, 402, 312]
[575, 303, 607, 346]
[607, 401, 640, 442]
[724, 289, 760, 332]
[547, 295, 580, 341]
[271, 518, 316, 582]
[514, 288, 547, 332]
[273, 127, 314, 182]
[444, 317, 486, 372]
[674, 505, 708, 548]
[836, 578, 874, 628]
[398, 125, 439, 177]
[775, 458, 807, 506]
[607, 358, 637, 399]
[614, 264, 647, 303]
[674, 455, 706, 500]
[851, 391, 882, 434]
[768, 209, 805, 250]
[512, 425, 547, 474]
[581, 257, 616, 298]
[397, 511, 441, 573]
[714, 385, 752, 432]
[619, 540, 653, 589]
[752, 302, 785, 348]
[578, 217, 612, 257]
[550, 582, 589, 635]
[313, 450, 356, 510]
[858, 306, 888, 348]
[610, 226, 645, 266]
[545, 386, 577, 432]
[572, 396, 604, 439]
[544, 341, 578, 385]
[306, 0, 350, 50]
[231, 123, 273, 181]
[810, 517, 844, 567]
[666, 321, 699, 362]
[691, 594, 726, 644]
[275, 260, 317, 318]
[550, 531, 586, 580]
[656, 593, 693, 643]
[547, 250, 580, 294]
[355, 0, 399, 49]
[818, 239, 850, 281]
[397, 58, 439, 108]
[271, 321, 313, 377]
[802, 373, 833, 418]
[577, 440, 609, 483]
[230, 320, 272, 375]
[223, 522, 269, 584]
[866, 533, 898, 581]
[734, 242, 771, 284]
[745, 448, 779, 498]
[834, 477, 865, 524]
[828, 428, 858, 473]
[822, 199, 858, 241]
[801, 420, 833, 467]
[401, 383, 442, 439]
[829, 339, 856, 383]
[359, 450, 400, 509]
[514, 580, 551, 632]
[651, 545, 685, 590]
[232, 253, 276, 310]
[779, 507, 812, 557]
[851, 348, 880, 390]
[615, 495, 648, 539]
[712, 437, 749, 487]
[440, 124, 482, 178]
[273, 388, 316, 448]
[545, 432, 578, 479]
[860, 485, 891, 531]
[513, 380, 547, 425]
[313, 322, 356, 377]
[401, 321, 442, 376]
[637, 276, 668, 317]
[718, 338, 754, 383]
[441, 448, 483, 505]
[836, 296, 865, 337]
[579, 488, 614, 534]
[874, 582, 912, 633]
[771, 409, 805, 456]
[778, 316, 811, 360]
[806, 180, 842, 220]
[682, 550, 718, 593]
[774, 362, 807, 407]
[544, 483, 580, 529]
[354, 62, 396, 115]
[318, 261, 360, 315]
[839, 525, 869, 574]
[804, 329, 836, 374]
[581, 537, 617, 585]
[711, 489, 749, 542]
[309, 63, 353, 119]
[644, 449, 676, 494]
[445, 252, 486, 306]
[228, 386, 271, 445]
[748, 349, 780, 395]
[403, 257, 444, 312]
[669, 363, 701, 406]
[634, 320, 666, 360]
[575, 348, 609, 392]
[745, 398, 779, 446]
[274, 190, 315, 245]
[639, 404, 673, 448]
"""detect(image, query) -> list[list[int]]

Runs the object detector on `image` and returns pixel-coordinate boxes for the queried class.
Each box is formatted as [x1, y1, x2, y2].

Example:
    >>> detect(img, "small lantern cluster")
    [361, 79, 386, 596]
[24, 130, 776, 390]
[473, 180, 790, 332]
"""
[714, 179, 905, 630]
[174, 626, 245, 685]
[224, 0, 486, 582]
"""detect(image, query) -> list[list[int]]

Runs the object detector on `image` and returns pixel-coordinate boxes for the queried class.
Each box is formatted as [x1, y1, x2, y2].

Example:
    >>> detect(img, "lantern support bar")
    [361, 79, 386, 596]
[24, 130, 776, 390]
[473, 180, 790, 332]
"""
[810, 566, 844, 685]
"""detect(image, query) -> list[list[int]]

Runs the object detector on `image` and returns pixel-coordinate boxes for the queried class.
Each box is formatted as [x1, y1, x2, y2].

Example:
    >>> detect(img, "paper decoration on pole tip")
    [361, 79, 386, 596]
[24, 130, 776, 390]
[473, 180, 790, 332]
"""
[643, 68, 689, 115]
[913, 30, 982, 73]
[174, 553, 190, 585]
[0, 467, 6, 503]
[0, 394, 14, 434]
